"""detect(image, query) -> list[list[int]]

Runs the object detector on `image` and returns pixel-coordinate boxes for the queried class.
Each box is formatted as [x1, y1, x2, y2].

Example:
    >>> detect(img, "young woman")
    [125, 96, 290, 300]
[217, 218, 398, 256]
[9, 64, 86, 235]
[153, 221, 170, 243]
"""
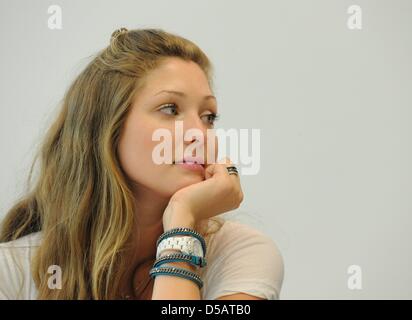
[0, 28, 284, 300]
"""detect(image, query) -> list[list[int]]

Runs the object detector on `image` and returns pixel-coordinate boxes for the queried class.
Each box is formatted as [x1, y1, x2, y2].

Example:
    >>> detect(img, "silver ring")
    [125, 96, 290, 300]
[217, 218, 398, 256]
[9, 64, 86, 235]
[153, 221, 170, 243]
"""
[226, 166, 238, 176]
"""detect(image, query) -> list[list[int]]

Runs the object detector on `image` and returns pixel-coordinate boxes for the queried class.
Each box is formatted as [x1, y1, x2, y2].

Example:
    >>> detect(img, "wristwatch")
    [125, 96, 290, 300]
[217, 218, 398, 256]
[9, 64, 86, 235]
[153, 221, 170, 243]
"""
[156, 236, 204, 259]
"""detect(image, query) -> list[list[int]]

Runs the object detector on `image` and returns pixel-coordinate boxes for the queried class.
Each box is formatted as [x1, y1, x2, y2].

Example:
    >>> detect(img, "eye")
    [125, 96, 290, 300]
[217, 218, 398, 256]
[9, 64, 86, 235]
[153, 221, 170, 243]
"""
[159, 103, 220, 126]
[201, 113, 220, 126]
[159, 103, 178, 115]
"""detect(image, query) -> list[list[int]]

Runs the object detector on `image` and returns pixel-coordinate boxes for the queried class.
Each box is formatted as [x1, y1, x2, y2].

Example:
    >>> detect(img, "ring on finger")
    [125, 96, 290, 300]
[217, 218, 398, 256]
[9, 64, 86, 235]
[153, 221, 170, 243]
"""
[226, 166, 239, 176]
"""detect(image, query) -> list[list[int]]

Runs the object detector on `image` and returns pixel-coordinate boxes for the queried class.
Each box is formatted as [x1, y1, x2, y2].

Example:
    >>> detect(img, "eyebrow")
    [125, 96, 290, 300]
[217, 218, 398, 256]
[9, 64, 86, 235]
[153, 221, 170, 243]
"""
[154, 90, 216, 101]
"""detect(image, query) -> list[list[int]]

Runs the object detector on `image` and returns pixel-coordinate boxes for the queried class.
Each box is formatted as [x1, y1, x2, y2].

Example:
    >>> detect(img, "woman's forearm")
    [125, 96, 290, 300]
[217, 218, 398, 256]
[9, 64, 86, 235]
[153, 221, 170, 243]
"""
[151, 202, 202, 300]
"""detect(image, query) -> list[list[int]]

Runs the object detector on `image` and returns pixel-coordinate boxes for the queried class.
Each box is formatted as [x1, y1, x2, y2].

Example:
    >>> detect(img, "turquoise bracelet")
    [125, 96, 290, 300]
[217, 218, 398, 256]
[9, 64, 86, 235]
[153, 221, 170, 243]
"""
[156, 227, 207, 255]
[154, 252, 207, 268]
[149, 265, 203, 289]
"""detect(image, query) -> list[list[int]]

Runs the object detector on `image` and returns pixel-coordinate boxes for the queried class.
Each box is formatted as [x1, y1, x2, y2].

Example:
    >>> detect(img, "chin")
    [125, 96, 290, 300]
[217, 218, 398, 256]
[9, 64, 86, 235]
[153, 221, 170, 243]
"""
[171, 176, 204, 190]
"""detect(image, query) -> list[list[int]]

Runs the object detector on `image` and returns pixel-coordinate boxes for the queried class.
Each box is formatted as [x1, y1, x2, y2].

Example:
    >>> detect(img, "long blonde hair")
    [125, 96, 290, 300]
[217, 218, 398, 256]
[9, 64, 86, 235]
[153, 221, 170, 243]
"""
[0, 28, 225, 299]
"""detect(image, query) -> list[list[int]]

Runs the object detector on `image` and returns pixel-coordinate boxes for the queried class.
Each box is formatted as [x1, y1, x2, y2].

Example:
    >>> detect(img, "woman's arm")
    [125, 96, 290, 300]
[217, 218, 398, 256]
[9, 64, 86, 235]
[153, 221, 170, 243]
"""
[151, 202, 201, 300]
[151, 159, 243, 300]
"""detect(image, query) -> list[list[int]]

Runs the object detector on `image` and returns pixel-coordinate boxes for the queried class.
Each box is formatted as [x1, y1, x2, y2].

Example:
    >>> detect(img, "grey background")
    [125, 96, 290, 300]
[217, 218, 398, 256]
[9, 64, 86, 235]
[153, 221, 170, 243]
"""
[0, 0, 411, 299]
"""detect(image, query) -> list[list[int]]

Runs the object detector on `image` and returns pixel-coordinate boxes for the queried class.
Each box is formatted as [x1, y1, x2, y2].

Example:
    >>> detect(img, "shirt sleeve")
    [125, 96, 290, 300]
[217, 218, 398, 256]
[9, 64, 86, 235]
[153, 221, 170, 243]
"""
[203, 220, 285, 300]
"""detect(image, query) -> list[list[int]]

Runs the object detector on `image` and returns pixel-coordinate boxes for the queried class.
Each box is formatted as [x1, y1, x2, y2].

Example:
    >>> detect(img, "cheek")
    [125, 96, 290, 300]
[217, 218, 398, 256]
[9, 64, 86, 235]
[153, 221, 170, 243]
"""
[118, 118, 160, 177]
[117, 114, 208, 196]
[118, 120, 193, 197]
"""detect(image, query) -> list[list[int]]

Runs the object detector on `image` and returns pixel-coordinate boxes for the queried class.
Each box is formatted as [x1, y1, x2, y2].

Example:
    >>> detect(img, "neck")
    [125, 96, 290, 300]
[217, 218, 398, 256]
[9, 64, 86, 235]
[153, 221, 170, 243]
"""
[118, 184, 172, 298]
[128, 184, 171, 269]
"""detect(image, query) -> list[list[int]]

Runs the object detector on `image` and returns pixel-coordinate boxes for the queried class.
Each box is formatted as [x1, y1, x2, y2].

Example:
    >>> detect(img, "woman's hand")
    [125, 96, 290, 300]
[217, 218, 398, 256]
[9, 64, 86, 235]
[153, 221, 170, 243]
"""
[162, 157, 244, 229]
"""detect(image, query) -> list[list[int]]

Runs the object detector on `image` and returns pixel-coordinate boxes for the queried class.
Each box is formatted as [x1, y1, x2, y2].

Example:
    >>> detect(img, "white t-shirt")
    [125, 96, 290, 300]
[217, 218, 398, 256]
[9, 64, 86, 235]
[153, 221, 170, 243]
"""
[0, 220, 284, 300]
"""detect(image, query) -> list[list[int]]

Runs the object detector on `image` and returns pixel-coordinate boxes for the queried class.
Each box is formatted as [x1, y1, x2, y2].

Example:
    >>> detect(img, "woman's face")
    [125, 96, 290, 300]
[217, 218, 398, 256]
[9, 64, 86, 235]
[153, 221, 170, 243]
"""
[117, 57, 218, 198]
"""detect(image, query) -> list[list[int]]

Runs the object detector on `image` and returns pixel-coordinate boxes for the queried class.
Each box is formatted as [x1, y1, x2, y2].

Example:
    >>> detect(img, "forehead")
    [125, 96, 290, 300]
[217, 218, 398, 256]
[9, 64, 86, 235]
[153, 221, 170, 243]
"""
[138, 57, 212, 97]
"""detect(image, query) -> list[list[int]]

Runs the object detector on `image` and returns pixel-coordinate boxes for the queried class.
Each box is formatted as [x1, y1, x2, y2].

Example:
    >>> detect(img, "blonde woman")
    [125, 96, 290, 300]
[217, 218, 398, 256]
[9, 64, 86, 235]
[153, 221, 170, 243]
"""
[0, 28, 284, 300]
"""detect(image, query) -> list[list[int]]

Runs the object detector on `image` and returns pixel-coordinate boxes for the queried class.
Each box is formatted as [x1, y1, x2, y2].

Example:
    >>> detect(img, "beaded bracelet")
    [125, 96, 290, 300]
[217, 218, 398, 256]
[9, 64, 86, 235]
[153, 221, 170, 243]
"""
[156, 227, 207, 255]
[154, 252, 207, 268]
[149, 265, 203, 289]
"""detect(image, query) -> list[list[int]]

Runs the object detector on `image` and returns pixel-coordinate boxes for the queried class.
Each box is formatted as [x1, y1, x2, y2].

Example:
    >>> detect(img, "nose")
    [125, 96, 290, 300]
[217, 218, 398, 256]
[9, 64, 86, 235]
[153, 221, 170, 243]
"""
[182, 112, 208, 144]
[181, 111, 209, 159]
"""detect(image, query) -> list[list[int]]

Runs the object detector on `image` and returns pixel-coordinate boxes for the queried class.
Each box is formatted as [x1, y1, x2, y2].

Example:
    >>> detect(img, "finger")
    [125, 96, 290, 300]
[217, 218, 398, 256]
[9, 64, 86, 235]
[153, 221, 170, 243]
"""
[205, 157, 231, 179]
[205, 162, 228, 179]
[220, 157, 239, 178]
[205, 157, 238, 179]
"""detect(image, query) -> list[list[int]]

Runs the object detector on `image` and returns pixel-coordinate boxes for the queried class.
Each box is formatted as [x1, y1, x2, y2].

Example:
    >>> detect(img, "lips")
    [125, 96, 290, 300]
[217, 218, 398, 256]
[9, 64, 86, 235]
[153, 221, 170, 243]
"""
[173, 156, 205, 167]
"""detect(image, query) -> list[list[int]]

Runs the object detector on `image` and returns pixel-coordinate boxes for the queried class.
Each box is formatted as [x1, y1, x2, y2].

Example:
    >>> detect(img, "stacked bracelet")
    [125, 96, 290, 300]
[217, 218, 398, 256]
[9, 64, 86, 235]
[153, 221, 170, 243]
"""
[149, 265, 203, 289]
[150, 227, 207, 289]
[154, 252, 207, 268]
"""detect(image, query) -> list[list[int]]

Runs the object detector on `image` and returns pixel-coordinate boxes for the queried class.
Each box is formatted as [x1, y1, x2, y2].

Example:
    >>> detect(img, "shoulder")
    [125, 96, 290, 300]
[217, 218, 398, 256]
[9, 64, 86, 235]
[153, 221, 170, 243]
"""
[0, 232, 42, 299]
[0, 232, 42, 249]
[208, 219, 283, 262]
[201, 219, 284, 300]
[0, 231, 42, 259]
[215, 219, 277, 240]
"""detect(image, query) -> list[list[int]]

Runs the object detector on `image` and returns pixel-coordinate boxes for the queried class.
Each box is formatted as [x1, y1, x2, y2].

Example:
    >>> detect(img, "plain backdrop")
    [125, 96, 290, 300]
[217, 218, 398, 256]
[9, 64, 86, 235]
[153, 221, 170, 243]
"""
[0, 0, 411, 299]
